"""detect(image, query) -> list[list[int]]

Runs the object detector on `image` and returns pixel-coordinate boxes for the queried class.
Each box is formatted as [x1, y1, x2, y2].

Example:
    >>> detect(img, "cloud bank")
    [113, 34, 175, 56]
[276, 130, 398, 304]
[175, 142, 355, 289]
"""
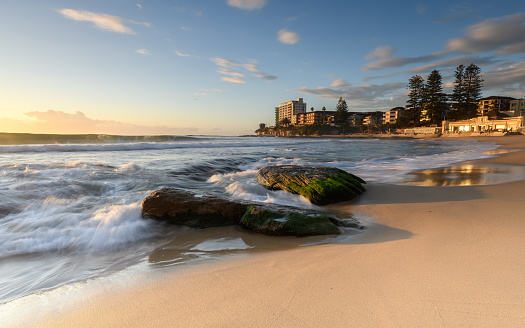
[0, 110, 197, 135]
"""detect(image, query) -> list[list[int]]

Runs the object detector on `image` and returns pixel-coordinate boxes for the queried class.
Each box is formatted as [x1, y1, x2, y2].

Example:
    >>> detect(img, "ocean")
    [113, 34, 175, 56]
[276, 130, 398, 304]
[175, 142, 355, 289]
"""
[0, 134, 500, 308]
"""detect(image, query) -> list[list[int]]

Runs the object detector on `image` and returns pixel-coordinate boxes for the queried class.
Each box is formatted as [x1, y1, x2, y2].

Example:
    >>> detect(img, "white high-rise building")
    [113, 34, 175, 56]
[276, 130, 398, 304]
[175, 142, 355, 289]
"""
[278, 98, 306, 125]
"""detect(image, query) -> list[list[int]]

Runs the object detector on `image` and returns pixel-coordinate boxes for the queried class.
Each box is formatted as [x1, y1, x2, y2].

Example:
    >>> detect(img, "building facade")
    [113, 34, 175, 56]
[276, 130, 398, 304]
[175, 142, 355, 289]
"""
[278, 98, 306, 124]
[508, 99, 525, 117]
[383, 108, 404, 125]
[294, 111, 336, 126]
[477, 96, 516, 116]
[443, 116, 524, 133]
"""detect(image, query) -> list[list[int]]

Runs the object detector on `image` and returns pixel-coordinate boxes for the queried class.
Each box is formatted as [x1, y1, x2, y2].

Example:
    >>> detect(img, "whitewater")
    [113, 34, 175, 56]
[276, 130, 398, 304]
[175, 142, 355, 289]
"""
[0, 135, 499, 304]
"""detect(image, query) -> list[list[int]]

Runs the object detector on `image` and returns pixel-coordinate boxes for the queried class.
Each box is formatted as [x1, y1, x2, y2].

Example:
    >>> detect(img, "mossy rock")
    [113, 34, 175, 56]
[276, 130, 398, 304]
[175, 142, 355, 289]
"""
[240, 205, 360, 236]
[257, 165, 366, 205]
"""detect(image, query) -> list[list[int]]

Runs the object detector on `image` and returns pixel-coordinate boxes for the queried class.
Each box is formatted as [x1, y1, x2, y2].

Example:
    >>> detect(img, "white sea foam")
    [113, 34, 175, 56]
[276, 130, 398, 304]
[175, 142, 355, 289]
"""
[0, 201, 157, 257]
[0, 139, 312, 154]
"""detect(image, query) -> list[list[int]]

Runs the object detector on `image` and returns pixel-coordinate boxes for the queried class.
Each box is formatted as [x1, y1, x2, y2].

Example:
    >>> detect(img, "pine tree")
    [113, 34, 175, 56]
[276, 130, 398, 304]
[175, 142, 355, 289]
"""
[335, 97, 349, 124]
[424, 70, 448, 123]
[451, 63, 483, 118]
[463, 63, 483, 116]
[406, 75, 425, 125]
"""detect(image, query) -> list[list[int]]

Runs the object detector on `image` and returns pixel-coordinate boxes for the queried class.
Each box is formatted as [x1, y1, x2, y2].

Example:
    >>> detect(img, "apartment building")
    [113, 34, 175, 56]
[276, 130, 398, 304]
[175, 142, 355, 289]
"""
[508, 99, 525, 117]
[477, 96, 516, 116]
[294, 111, 336, 125]
[278, 98, 306, 124]
[383, 107, 404, 125]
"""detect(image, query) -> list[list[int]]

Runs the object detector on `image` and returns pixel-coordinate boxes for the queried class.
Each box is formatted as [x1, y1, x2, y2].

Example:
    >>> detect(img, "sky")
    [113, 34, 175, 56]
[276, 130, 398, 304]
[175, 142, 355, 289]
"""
[1, 0, 525, 136]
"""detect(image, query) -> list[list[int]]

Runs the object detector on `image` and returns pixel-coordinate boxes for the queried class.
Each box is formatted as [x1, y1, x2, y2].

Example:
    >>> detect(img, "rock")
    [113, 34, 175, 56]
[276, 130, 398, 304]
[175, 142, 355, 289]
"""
[257, 165, 366, 205]
[141, 188, 248, 228]
[240, 205, 360, 236]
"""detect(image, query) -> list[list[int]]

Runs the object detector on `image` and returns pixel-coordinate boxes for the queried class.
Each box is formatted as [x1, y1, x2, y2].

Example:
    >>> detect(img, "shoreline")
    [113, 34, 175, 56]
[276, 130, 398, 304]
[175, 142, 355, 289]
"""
[23, 135, 525, 327]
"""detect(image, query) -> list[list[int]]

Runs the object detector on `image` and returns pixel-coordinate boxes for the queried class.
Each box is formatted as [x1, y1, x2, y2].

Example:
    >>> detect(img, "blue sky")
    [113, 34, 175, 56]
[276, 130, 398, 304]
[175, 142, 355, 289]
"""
[1, 0, 524, 135]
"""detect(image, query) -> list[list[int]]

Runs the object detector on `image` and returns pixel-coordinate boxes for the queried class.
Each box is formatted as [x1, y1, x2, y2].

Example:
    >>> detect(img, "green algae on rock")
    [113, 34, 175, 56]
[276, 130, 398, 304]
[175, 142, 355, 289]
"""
[257, 165, 366, 205]
[240, 205, 360, 236]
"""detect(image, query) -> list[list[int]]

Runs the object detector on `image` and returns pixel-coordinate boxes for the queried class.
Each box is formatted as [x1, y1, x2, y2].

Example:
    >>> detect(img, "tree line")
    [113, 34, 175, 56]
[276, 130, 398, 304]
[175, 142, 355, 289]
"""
[405, 63, 483, 126]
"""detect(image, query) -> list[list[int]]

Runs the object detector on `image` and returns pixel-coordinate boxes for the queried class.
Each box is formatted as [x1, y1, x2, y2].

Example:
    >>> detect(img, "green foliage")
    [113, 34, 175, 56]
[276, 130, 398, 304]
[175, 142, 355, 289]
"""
[279, 117, 291, 127]
[424, 70, 448, 123]
[406, 75, 425, 125]
[335, 97, 349, 124]
[451, 63, 483, 118]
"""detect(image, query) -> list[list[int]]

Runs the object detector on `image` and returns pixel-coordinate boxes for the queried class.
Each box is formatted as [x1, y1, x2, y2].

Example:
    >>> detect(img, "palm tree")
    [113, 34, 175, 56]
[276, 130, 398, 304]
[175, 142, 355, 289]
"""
[322, 106, 327, 125]
[279, 117, 291, 127]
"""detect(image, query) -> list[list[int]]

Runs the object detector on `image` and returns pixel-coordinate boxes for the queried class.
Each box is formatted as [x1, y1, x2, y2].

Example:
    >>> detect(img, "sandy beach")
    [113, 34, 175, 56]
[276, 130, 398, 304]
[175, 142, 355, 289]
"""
[28, 135, 525, 327]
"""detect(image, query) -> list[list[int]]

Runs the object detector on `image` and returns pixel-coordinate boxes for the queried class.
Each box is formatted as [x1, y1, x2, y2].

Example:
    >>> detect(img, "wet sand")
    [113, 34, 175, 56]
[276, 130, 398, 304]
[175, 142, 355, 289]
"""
[29, 135, 525, 327]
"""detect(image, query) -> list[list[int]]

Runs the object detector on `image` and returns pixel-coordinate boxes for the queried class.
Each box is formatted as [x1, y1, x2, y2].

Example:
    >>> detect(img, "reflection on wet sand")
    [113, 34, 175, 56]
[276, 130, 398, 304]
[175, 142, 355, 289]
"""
[405, 164, 525, 186]
[148, 225, 361, 267]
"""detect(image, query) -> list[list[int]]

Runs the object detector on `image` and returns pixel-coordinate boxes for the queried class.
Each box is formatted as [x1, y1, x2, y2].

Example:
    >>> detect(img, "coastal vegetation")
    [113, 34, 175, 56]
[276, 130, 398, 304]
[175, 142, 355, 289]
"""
[256, 63, 486, 136]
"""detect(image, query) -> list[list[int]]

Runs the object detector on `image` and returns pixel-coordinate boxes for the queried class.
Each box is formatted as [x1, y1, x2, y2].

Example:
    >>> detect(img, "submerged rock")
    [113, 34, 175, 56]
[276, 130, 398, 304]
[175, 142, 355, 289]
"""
[257, 165, 366, 205]
[240, 205, 360, 236]
[141, 188, 248, 228]
[141, 187, 364, 237]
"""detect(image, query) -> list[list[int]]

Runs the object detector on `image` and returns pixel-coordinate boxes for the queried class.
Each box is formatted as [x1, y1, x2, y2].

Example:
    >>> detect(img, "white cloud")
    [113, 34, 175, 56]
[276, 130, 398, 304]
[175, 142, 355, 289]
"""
[0, 110, 197, 135]
[446, 13, 525, 54]
[136, 49, 151, 55]
[137, 4, 142, 9]
[194, 92, 214, 96]
[278, 29, 300, 45]
[227, 0, 267, 10]
[496, 42, 525, 55]
[222, 76, 246, 83]
[175, 51, 198, 58]
[363, 48, 444, 71]
[210, 57, 277, 82]
[180, 26, 191, 31]
[330, 79, 352, 89]
[363, 14, 525, 72]
[210, 57, 238, 69]
[217, 69, 244, 77]
[365, 46, 396, 60]
[58, 9, 149, 34]
[483, 61, 525, 96]
[295, 81, 407, 109]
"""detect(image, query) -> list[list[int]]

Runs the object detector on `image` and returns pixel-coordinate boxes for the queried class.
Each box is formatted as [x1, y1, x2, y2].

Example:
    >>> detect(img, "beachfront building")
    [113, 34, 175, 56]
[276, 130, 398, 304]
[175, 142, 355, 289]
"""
[348, 113, 364, 126]
[404, 126, 442, 135]
[443, 116, 524, 133]
[477, 96, 516, 116]
[508, 99, 525, 117]
[294, 110, 336, 125]
[383, 107, 404, 125]
[362, 112, 383, 125]
[279, 98, 306, 124]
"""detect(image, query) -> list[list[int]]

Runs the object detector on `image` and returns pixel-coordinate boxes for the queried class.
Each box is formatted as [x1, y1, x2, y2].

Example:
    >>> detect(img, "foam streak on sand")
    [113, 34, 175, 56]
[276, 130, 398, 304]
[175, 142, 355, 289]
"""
[20, 136, 525, 327]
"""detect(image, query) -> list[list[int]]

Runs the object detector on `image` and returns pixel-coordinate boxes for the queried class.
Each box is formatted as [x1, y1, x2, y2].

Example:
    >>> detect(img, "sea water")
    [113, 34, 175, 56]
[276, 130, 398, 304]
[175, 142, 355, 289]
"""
[0, 134, 499, 305]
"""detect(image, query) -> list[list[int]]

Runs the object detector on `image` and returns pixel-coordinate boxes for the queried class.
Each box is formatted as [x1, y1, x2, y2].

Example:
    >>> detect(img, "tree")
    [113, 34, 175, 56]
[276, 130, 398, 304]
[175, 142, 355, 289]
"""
[463, 63, 483, 116]
[334, 97, 349, 124]
[259, 123, 266, 130]
[279, 117, 291, 127]
[311, 107, 314, 112]
[406, 75, 425, 125]
[424, 70, 448, 123]
[322, 106, 327, 124]
[451, 63, 483, 118]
